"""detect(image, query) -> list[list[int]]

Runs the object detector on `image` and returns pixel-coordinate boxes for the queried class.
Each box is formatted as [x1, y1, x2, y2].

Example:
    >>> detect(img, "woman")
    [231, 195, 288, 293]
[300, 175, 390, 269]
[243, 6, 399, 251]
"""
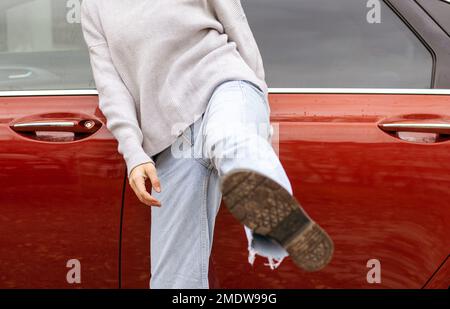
[81, 0, 333, 289]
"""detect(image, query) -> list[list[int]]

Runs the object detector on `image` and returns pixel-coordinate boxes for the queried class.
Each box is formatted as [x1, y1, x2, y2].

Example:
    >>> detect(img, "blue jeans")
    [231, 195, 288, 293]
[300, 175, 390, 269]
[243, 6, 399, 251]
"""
[150, 80, 293, 289]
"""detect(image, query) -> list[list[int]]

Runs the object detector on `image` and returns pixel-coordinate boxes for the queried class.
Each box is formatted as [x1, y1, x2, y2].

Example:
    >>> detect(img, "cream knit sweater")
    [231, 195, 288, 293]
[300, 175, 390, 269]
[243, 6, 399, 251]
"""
[81, 0, 268, 178]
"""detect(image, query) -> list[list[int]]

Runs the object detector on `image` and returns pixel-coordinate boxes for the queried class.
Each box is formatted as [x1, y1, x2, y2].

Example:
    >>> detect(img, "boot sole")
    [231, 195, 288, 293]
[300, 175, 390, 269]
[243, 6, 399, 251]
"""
[221, 170, 334, 272]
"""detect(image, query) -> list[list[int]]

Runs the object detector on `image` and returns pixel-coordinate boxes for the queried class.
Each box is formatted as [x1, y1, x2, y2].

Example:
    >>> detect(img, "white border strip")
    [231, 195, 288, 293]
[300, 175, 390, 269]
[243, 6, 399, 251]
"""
[0, 88, 449, 97]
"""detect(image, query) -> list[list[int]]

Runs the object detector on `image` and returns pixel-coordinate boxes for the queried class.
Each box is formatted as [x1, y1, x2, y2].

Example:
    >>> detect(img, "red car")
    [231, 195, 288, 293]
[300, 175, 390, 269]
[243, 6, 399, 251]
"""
[0, 0, 449, 288]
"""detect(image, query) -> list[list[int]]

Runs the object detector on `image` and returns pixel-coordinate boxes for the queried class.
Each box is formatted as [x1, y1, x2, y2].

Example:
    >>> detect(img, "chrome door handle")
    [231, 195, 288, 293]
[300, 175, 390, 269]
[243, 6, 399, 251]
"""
[378, 122, 450, 135]
[11, 119, 99, 134]
[13, 121, 77, 129]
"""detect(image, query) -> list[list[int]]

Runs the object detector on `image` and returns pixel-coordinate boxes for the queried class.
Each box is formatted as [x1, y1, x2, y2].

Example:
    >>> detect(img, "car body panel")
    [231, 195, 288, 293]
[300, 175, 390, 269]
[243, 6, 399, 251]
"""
[120, 92, 450, 289]
[0, 95, 122, 288]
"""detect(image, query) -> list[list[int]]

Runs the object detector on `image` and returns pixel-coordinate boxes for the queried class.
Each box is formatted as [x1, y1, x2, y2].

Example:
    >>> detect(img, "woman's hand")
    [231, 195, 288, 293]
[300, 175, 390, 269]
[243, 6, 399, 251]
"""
[129, 162, 162, 207]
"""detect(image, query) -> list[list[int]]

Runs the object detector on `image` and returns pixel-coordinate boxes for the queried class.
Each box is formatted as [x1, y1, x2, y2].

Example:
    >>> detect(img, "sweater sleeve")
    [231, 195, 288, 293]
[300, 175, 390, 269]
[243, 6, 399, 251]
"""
[211, 0, 266, 83]
[81, 0, 154, 179]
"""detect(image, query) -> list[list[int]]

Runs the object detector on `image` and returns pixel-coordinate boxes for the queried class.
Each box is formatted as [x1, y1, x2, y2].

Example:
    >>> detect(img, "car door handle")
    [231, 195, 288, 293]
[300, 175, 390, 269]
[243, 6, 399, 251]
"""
[378, 118, 450, 143]
[378, 121, 450, 135]
[12, 119, 99, 134]
[10, 118, 101, 142]
[378, 121, 450, 134]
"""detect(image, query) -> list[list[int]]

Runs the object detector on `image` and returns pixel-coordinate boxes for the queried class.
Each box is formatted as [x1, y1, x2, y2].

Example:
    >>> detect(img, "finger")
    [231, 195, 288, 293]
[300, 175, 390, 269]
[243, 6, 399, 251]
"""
[145, 164, 161, 193]
[134, 177, 161, 207]
[146, 194, 162, 207]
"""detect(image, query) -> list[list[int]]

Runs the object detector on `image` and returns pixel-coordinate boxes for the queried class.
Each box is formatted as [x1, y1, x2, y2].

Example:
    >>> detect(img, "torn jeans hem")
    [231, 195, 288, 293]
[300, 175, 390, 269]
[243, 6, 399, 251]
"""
[244, 226, 289, 270]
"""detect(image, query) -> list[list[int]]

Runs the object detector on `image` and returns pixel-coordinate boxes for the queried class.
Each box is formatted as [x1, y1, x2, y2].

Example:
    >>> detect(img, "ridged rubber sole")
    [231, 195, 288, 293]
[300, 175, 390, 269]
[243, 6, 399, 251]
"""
[221, 170, 334, 272]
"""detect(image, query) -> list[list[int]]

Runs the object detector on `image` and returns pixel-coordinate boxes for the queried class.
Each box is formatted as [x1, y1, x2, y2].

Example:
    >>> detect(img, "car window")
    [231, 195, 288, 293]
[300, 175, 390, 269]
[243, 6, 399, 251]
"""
[243, 0, 434, 88]
[0, 0, 93, 91]
[0, 0, 435, 92]
[417, 0, 450, 38]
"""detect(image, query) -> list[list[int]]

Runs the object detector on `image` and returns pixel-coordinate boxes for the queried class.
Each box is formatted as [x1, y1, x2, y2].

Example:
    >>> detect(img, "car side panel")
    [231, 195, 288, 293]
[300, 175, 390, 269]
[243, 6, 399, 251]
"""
[210, 93, 450, 288]
[0, 95, 122, 288]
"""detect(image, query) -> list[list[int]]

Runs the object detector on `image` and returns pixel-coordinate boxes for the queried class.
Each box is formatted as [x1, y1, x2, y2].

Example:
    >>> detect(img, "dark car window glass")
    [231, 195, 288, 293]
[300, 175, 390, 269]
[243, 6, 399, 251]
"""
[0, 0, 94, 91]
[243, 0, 433, 88]
[417, 0, 450, 38]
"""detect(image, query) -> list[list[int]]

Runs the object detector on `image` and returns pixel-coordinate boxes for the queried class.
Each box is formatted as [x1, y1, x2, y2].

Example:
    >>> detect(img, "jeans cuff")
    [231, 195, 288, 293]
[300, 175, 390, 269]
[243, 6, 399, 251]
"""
[244, 226, 289, 270]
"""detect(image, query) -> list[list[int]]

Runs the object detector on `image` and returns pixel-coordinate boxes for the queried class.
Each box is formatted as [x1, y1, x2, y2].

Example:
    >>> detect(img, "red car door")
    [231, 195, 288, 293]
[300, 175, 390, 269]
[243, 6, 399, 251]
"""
[0, 1, 123, 288]
[266, 90, 450, 288]
[208, 89, 450, 289]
